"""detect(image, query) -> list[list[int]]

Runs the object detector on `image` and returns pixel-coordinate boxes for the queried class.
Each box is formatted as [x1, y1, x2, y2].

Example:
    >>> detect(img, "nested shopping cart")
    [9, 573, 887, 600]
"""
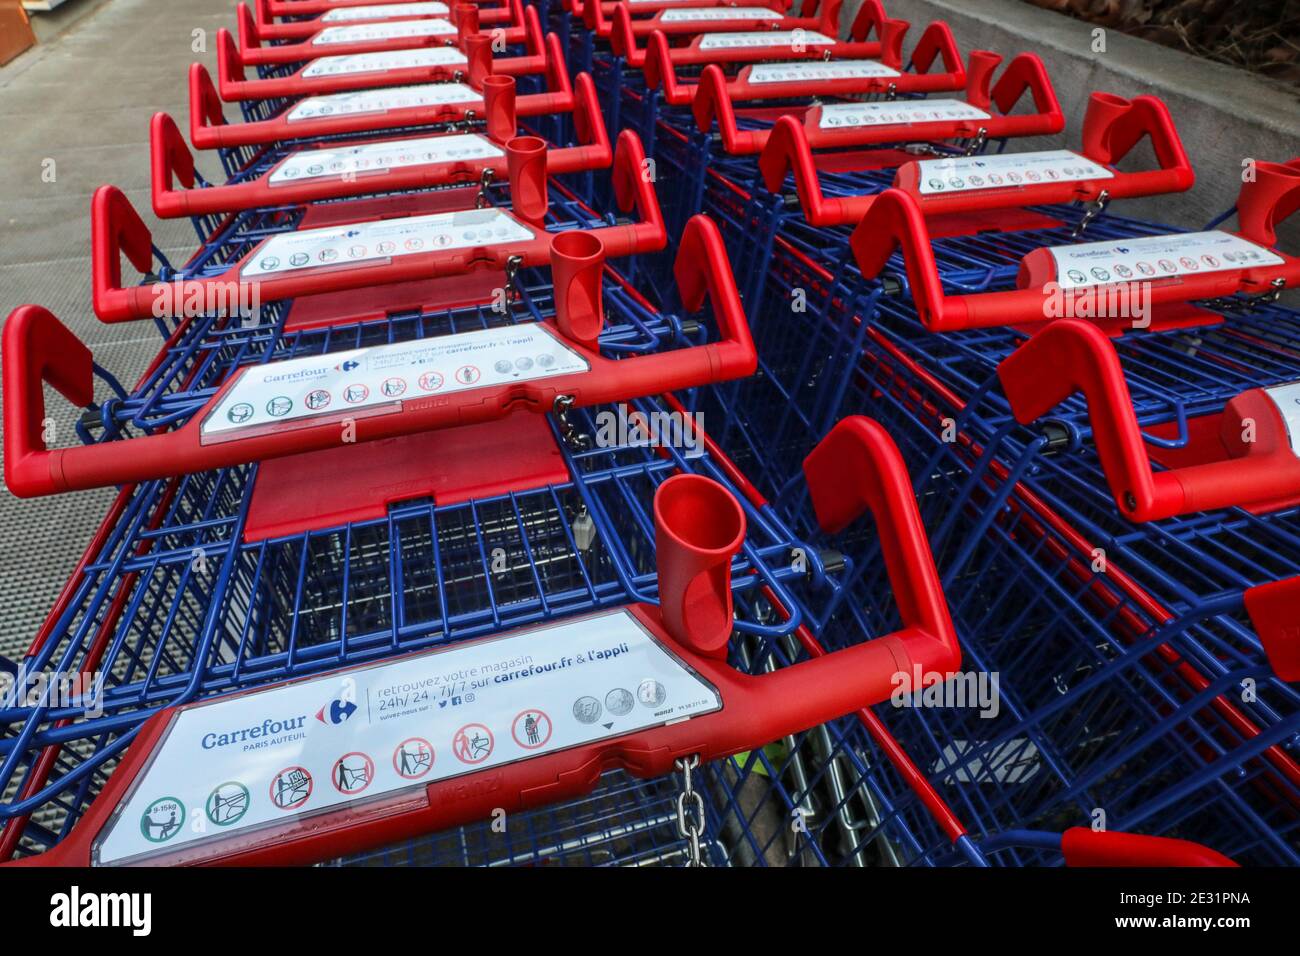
[87, 126, 663, 330]
[232, 0, 535, 76]
[1, 206, 980, 864]
[9, 156, 676, 497]
[712, 88, 1192, 316]
[259, 0, 513, 21]
[152, 72, 613, 244]
[248, 0, 511, 45]
[592, 6, 967, 150]
[187, 30, 573, 168]
[215, 7, 548, 104]
[685, 166, 1300, 865]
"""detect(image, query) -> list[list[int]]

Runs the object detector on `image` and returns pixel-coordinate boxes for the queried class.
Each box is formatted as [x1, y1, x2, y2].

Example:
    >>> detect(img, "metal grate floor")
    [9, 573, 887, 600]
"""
[0, 0, 228, 660]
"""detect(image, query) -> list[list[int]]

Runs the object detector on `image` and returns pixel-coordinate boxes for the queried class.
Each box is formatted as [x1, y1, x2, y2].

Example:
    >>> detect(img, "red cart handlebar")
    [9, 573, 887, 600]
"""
[262, 0, 510, 15]
[1060, 827, 1237, 867]
[608, 0, 893, 69]
[251, 0, 522, 43]
[188, 30, 572, 151]
[851, 155, 1296, 334]
[650, 18, 963, 121]
[216, 11, 546, 102]
[998, 317, 1300, 525]
[153, 73, 611, 217]
[760, 76, 1188, 227]
[103, 128, 662, 322]
[6, 411, 959, 865]
[235, 0, 531, 66]
[9, 213, 739, 498]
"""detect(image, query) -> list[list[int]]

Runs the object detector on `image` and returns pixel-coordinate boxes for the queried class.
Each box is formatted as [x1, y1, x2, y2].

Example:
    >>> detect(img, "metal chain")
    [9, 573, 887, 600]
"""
[475, 167, 495, 209]
[1201, 276, 1286, 313]
[674, 754, 707, 867]
[553, 394, 591, 450]
[504, 254, 523, 300]
[962, 127, 988, 157]
[1070, 189, 1110, 238]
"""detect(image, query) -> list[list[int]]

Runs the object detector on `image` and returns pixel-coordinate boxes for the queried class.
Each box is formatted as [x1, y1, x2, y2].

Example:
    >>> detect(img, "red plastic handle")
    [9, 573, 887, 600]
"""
[2, 306, 96, 499]
[156, 74, 612, 218]
[847, 0, 885, 41]
[192, 28, 574, 150]
[849, 160, 1296, 333]
[1061, 828, 1238, 867]
[756, 57, 1061, 225]
[10, 214, 741, 497]
[998, 319, 1300, 522]
[216, 27, 544, 103]
[235, 2, 528, 66]
[107, 128, 659, 322]
[802, 416, 960, 680]
[1237, 158, 1300, 247]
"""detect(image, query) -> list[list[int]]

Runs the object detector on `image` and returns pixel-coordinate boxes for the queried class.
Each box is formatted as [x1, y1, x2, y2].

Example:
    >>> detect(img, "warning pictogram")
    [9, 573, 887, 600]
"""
[452, 723, 494, 764]
[511, 709, 552, 750]
[271, 765, 313, 811]
[393, 737, 435, 779]
[140, 796, 185, 843]
[206, 782, 250, 826]
[332, 752, 375, 794]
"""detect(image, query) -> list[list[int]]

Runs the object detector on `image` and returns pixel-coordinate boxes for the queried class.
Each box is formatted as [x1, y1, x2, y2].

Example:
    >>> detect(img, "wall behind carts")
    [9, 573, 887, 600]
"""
[850, 0, 1300, 260]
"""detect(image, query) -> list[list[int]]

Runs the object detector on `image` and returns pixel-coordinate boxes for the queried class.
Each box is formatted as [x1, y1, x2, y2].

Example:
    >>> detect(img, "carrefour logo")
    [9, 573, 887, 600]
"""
[335, 360, 361, 373]
[317, 697, 357, 725]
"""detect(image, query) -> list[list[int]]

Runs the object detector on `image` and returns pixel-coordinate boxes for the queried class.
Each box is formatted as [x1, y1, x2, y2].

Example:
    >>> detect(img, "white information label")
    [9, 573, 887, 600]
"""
[819, 98, 990, 129]
[312, 18, 456, 45]
[915, 150, 1114, 195]
[301, 47, 466, 78]
[239, 207, 532, 279]
[93, 610, 722, 865]
[286, 82, 478, 121]
[321, 2, 451, 22]
[203, 322, 584, 439]
[661, 6, 782, 21]
[697, 29, 835, 50]
[747, 59, 899, 83]
[269, 133, 502, 184]
[1047, 230, 1285, 291]
[1265, 382, 1300, 458]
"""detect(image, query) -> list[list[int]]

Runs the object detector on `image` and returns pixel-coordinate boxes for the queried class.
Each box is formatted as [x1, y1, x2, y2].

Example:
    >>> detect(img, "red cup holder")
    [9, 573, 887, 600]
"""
[549, 230, 605, 349]
[653, 474, 747, 659]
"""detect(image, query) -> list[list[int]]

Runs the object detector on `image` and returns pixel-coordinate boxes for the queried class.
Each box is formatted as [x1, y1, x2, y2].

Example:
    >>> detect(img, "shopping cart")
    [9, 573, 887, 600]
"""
[261, 0, 512, 19]
[191, 28, 571, 150]
[718, 89, 1193, 314]
[232, 1, 534, 74]
[848, 156, 1298, 332]
[248, 0, 496, 44]
[214, 8, 547, 104]
[594, 8, 966, 149]
[89, 125, 663, 326]
[10, 190, 686, 498]
[0, 314, 969, 865]
[151, 72, 612, 244]
[684, 201, 1300, 865]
